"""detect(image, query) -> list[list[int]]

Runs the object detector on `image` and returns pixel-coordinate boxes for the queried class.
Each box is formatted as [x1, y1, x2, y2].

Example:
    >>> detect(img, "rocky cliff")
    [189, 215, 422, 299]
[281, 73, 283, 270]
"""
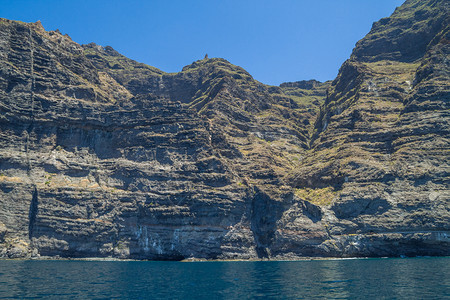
[0, 0, 448, 260]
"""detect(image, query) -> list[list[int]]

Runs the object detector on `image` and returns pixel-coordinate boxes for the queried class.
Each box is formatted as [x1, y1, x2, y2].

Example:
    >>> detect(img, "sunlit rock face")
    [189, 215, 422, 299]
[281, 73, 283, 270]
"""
[0, 0, 448, 260]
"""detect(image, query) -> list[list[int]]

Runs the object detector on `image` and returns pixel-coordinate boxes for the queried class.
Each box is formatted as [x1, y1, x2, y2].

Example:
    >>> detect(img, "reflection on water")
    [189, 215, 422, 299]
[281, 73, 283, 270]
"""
[0, 257, 448, 299]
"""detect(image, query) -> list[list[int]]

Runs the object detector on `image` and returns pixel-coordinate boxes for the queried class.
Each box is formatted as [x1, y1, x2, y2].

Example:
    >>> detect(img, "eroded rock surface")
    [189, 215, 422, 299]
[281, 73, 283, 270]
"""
[0, 0, 448, 259]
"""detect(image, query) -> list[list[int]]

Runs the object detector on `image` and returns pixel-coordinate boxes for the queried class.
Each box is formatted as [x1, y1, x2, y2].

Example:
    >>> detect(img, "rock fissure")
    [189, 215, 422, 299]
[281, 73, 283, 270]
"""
[28, 187, 38, 239]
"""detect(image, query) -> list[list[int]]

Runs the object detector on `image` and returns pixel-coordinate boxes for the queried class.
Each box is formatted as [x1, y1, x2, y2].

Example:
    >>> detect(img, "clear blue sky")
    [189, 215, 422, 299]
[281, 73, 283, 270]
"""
[2, 0, 404, 85]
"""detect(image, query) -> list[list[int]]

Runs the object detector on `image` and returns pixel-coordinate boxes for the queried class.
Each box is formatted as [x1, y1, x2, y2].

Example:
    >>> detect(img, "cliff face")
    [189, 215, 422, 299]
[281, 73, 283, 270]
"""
[288, 0, 449, 256]
[0, 0, 449, 260]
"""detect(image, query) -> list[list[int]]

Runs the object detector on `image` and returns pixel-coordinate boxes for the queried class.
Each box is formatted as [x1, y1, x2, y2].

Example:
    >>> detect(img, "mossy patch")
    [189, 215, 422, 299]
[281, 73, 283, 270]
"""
[295, 187, 337, 206]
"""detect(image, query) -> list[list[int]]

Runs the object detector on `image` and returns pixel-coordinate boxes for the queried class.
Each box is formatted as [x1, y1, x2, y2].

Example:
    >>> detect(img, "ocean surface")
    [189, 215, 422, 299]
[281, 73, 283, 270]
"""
[0, 257, 448, 299]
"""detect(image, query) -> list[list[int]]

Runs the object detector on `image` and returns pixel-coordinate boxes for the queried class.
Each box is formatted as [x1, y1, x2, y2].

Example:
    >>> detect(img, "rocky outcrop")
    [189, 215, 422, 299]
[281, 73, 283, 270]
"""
[288, 0, 449, 256]
[0, 0, 448, 260]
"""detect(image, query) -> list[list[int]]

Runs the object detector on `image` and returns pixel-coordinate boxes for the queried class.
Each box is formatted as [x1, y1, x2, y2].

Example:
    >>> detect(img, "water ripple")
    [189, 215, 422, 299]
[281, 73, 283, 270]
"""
[0, 257, 448, 299]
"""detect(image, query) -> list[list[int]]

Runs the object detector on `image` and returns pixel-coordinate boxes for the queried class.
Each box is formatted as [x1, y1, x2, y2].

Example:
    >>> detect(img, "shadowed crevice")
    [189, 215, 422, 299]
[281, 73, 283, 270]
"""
[28, 187, 38, 239]
[250, 188, 286, 258]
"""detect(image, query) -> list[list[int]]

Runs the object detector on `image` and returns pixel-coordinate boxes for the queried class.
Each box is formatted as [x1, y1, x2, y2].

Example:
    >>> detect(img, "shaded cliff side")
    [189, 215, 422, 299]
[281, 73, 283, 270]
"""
[0, 0, 448, 260]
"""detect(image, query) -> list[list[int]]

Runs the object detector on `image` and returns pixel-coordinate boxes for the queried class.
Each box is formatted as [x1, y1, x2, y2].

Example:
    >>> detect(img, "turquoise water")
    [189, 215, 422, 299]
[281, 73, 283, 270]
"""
[0, 257, 448, 299]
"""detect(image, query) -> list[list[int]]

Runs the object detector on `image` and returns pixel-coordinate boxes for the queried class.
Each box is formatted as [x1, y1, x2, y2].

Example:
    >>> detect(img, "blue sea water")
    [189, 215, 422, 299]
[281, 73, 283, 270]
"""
[0, 257, 448, 299]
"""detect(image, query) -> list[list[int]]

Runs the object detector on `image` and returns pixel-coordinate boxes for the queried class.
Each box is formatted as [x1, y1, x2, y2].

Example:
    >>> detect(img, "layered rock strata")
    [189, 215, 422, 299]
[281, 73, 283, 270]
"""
[0, 0, 448, 259]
